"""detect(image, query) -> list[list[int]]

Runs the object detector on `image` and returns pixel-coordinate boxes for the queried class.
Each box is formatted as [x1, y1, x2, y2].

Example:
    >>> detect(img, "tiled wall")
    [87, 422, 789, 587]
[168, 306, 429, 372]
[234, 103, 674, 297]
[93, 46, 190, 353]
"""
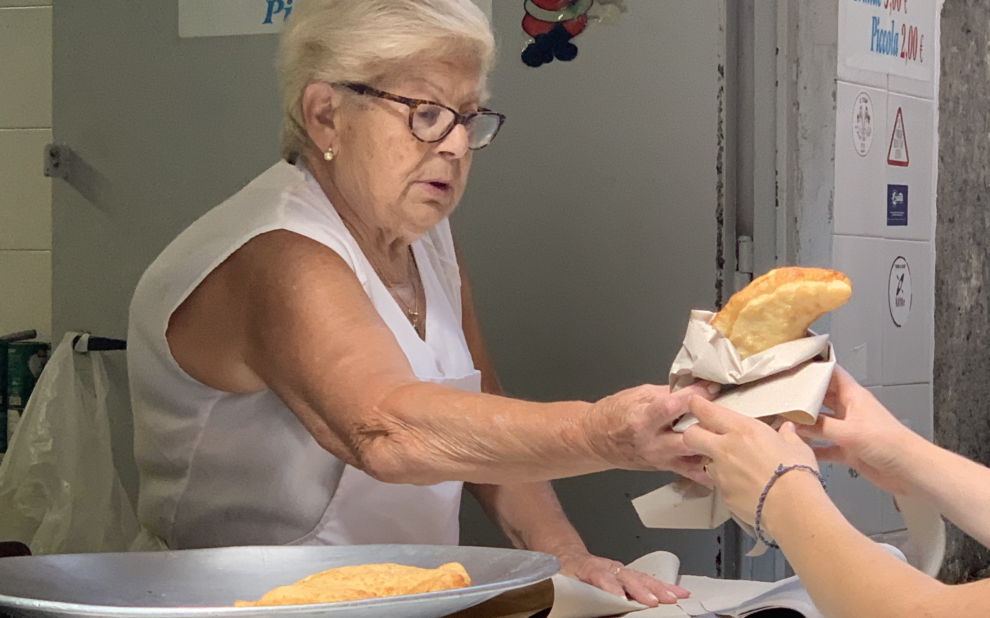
[0, 1, 52, 342]
[828, 0, 940, 537]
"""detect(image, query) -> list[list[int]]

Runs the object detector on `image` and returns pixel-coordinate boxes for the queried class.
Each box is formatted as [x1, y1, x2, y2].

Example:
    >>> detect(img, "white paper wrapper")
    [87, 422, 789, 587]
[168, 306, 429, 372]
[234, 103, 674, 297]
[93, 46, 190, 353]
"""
[632, 480, 768, 557]
[894, 494, 947, 577]
[669, 311, 834, 432]
[635, 310, 945, 568]
[631, 477, 730, 530]
[636, 310, 835, 555]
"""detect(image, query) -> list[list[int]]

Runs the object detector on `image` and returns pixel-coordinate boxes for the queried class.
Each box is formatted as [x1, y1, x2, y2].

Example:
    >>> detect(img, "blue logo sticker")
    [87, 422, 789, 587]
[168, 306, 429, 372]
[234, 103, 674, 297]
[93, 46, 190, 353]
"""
[887, 184, 908, 227]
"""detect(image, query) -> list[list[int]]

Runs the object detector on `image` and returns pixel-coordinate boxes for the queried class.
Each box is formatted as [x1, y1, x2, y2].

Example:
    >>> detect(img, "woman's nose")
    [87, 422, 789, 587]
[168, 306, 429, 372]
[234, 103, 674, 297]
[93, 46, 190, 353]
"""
[437, 123, 471, 158]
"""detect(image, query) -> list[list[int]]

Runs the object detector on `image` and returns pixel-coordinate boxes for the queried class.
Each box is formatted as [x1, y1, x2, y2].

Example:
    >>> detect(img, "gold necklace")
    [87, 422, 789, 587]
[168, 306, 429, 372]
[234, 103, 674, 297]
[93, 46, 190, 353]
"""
[336, 216, 424, 335]
[372, 248, 423, 335]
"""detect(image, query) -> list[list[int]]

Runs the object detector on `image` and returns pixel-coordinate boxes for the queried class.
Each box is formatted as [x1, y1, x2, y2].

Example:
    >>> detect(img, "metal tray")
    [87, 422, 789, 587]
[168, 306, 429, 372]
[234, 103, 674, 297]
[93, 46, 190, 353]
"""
[0, 545, 559, 618]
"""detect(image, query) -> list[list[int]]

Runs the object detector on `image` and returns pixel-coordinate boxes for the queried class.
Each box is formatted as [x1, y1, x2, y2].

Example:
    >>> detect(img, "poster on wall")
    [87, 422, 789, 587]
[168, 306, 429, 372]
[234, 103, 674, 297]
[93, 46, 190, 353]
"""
[178, 0, 291, 38]
[179, 0, 492, 38]
[837, 0, 936, 83]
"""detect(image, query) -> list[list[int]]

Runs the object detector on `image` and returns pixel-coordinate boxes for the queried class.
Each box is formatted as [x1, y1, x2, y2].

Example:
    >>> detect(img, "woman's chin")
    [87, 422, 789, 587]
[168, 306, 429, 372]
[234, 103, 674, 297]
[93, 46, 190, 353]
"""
[407, 200, 457, 231]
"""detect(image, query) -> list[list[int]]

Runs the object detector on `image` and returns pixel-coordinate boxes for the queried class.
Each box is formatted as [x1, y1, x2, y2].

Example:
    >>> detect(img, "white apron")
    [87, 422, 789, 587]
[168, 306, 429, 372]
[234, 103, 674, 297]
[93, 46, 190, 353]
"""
[289, 239, 482, 546]
[129, 162, 479, 549]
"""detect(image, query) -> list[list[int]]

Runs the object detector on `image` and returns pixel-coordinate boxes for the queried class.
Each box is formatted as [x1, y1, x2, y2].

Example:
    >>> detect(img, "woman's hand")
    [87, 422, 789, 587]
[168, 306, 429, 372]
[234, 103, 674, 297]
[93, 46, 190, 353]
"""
[682, 397, 817, 526]
[556, 548, 689, 607]
[796, 365, 925, 496]
[583, 382, 717, 485]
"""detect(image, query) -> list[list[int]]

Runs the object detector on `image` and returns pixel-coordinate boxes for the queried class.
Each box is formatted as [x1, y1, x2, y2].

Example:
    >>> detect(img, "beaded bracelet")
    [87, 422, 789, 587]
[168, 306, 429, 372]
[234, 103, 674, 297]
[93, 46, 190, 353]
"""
[754, 464, 827, 550]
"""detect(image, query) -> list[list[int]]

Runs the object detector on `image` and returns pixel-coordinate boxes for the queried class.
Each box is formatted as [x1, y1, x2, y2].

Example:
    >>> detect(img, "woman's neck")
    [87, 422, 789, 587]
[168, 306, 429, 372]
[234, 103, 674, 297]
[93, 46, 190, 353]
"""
[306, 157, 413, 283]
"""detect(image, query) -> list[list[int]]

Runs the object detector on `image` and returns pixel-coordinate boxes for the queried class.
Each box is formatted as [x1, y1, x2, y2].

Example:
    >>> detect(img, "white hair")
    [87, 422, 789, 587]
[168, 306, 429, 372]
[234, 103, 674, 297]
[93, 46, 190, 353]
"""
[277, 0, 496, 163]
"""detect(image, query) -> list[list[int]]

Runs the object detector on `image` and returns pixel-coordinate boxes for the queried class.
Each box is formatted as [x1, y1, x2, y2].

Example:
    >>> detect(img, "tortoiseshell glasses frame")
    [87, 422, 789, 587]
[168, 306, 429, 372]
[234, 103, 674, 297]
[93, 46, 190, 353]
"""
[337, 82, 506, 150]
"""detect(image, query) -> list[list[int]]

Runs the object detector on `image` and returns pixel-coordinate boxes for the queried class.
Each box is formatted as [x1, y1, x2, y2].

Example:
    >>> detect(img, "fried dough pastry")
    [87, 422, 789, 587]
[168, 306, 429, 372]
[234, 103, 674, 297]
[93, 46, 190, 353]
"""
[234, 562, 471, 607]
[711, 267, 851, 359]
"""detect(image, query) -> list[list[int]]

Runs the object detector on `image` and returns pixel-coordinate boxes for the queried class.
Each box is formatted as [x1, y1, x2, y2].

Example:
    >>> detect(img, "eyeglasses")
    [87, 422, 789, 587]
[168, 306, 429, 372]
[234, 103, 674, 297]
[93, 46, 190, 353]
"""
[337, 82, 505, 150]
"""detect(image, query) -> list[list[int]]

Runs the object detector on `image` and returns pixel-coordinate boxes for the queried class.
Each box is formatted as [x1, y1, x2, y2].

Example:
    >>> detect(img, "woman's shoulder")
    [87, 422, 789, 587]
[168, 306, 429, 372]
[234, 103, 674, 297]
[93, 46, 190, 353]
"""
[130, 162, 365, 329]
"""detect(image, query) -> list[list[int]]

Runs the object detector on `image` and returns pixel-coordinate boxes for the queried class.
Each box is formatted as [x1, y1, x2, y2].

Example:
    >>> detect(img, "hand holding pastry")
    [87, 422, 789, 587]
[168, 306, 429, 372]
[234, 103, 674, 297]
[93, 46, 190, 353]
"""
[683, 397, 818, 527]
[797, 365, 924, 497]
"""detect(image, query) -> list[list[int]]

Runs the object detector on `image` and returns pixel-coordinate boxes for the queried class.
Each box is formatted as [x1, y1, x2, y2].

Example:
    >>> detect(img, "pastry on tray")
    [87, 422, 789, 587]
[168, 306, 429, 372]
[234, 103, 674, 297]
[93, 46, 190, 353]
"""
[234, 562, 471, 607]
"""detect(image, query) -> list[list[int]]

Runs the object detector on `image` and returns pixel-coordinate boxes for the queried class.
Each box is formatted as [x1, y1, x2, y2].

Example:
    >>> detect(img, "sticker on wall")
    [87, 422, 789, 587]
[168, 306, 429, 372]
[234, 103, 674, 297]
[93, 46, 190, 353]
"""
[852, 92, 874, 157]
[887, 107, 910, 167]
[887, 185, 909, 226]
[888, 256, 913, 327]
[521, 0, 627, 68]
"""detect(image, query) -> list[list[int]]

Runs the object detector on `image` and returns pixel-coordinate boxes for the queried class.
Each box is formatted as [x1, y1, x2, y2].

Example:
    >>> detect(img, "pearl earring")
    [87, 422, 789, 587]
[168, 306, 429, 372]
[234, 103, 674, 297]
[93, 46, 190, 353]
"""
[324, 146, 335, 161]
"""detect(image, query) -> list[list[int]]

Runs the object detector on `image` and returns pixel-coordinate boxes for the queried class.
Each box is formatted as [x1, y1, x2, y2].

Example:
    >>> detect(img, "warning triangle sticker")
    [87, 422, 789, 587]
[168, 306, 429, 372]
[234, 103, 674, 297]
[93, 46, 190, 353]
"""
[887, 107, 909, 167]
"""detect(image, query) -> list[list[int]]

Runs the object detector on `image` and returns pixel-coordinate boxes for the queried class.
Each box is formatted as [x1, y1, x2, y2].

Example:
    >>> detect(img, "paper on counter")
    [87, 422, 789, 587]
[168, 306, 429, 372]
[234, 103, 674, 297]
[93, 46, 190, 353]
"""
[624, 550, 682, 584]
[690, 575, 822, 618]
[536, 550, 822, 618]
[543, 552, 681, 618]
[547, 574, 809, 618]
[544, 573, 645, 618]
[690, 544, 905, 618]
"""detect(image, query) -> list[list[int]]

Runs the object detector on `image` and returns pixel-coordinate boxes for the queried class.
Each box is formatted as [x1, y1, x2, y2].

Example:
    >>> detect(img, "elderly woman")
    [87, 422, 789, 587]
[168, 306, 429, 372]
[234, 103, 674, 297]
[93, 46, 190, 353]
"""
[128, 0, 710, 606]
[684, 367, 990, 617]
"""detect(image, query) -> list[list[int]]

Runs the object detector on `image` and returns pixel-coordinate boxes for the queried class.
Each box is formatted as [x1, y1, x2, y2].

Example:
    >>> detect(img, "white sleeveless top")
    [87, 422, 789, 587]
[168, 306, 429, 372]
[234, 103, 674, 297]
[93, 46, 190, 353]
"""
[128, 161, 481, 549]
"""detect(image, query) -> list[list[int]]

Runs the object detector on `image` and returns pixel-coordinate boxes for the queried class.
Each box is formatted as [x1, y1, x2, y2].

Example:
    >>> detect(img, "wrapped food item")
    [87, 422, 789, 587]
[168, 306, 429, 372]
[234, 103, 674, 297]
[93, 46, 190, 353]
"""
[669, 267, 850, 431]
[637, 267, 852, 555]
[638, 268, 943, 571]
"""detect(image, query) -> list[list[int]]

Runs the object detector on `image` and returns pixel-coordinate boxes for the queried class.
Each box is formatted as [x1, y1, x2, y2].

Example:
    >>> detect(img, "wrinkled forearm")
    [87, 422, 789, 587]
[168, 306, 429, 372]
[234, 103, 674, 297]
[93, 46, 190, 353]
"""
[466, 481, 586, 557]
[350, 382, 616, 485]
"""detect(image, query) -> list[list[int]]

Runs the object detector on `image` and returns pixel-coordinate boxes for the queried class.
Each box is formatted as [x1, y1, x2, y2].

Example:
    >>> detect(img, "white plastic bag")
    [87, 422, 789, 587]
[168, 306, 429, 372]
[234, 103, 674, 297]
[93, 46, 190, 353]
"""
[0, 333, 165, 554]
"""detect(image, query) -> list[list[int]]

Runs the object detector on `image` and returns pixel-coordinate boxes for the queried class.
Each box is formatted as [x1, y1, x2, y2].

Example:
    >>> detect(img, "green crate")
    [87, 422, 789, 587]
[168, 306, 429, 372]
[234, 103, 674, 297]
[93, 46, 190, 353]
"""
[6, 342, 50, 411]
[0, 343, 6, 454]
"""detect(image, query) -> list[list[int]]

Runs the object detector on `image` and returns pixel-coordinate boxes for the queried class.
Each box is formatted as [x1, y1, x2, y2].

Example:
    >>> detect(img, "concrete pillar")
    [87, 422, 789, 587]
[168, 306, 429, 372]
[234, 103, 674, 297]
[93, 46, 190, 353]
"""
[935, 0, 990, 583]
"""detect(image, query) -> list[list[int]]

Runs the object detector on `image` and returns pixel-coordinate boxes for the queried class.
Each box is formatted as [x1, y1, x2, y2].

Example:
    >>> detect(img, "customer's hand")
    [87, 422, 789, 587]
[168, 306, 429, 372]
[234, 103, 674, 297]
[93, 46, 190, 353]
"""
[796, 365, 924, 496]
[683, 397, 817, 527]
[584, 382, 716, 485]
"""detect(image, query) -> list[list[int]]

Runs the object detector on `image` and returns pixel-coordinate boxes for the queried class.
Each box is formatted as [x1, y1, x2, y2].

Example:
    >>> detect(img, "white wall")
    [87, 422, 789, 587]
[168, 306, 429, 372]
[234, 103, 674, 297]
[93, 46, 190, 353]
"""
[454, 0, 724, 573]
[469, 0, 490, 19]
[0, 1, 52, 342]
[827, 0, 941, 540]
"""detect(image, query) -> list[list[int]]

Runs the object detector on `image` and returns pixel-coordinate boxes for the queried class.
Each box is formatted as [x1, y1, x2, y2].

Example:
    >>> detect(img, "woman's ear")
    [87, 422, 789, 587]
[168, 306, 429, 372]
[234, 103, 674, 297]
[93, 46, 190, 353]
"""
[301, 82, 343, 154]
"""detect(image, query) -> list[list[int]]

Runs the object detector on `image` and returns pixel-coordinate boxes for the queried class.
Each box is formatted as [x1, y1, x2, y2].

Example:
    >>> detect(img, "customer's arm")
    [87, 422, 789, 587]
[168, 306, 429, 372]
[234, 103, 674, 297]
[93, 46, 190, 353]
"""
[798, 366, 990, 547]
[684, 394, 990, 618]
[756, 463, 988, 618]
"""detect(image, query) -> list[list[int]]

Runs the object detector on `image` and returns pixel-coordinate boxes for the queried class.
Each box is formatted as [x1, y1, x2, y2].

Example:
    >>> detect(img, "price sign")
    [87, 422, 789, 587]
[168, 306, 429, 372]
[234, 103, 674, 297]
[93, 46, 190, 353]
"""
[838, 0, 936, 83]
[179, 0, 491, 38]
[179, 0, 291, 38]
